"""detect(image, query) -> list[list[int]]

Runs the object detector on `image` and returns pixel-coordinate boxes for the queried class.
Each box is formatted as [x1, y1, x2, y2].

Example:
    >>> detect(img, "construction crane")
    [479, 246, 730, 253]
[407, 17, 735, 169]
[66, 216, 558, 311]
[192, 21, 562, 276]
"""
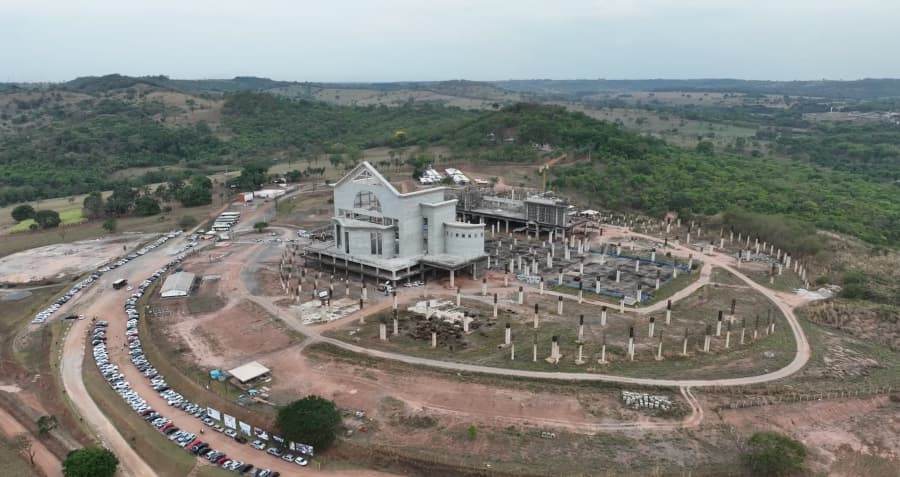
[539, 154, 566, 192]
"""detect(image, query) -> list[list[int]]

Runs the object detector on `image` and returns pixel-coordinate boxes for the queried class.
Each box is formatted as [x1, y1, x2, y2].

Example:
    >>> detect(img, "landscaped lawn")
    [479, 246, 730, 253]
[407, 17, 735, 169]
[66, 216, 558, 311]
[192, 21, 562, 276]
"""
[10, 208, 86, 232]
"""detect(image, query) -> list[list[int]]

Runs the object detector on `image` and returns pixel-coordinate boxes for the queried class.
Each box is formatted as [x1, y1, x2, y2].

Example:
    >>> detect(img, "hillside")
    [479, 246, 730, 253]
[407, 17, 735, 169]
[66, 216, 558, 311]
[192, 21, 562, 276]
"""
[1, 79, 899, 247]
[494, 78, 900, 100]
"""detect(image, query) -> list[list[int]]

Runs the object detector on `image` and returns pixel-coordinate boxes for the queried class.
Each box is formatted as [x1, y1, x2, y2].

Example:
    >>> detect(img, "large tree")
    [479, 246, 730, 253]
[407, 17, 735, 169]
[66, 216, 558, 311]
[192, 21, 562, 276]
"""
[232, 163, 269, 190]
[62, 447, 118, 477]
[11, 204, 35, 222]
[178, 175, 213, 207]
[743, 431, 807, 476]
[34, 209, 61, 228]
[276, 396, 341, 452]
[82, 191, 104, 220]
[133, 196, 161, 216]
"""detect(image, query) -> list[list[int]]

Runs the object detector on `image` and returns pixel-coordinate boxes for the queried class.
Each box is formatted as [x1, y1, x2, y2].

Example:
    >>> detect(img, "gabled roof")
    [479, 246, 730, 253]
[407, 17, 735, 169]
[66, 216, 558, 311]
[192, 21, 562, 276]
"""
[333, 161, 401, 196]
[334, 161, 449, 198]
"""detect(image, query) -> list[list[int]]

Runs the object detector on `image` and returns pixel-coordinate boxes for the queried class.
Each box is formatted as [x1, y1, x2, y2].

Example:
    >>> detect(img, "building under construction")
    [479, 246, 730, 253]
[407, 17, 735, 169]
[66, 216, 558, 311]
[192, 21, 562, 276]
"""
[449, 186, 585, 238]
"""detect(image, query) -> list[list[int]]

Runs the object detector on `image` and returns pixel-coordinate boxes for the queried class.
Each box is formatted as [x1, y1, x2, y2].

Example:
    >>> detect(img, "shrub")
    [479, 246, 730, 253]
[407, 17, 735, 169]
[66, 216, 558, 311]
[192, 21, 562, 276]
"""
[276, 396, 341, 452]
[743, 431, 806, 476]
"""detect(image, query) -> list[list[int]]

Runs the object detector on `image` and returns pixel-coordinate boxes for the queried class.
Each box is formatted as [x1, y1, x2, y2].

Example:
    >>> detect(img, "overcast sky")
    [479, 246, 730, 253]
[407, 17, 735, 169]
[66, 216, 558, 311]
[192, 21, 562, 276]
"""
[2, 0, 899, 83]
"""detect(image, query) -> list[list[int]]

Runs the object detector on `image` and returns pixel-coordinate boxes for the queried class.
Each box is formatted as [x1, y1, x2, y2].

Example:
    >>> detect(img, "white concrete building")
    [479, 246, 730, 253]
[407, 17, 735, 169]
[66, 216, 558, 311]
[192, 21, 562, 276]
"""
[306, 162, 486, 284]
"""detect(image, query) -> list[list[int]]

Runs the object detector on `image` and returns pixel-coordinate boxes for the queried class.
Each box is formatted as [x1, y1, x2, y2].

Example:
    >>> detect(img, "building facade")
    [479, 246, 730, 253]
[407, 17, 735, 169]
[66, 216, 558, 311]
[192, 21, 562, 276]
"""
[306, 162, 485, 283]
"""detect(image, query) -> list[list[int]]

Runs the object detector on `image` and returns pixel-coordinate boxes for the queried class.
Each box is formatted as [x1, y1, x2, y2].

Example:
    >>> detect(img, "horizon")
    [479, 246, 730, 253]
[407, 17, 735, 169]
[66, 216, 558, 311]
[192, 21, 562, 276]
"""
[7, 74, 900, 85]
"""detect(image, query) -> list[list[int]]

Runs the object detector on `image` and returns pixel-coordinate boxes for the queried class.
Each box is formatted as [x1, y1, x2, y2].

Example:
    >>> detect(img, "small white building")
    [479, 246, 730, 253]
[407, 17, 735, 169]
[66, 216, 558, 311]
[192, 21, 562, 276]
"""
[255, 189, 286, 199]
[228, 361, 270, 384]
[160, 272, 196, 298]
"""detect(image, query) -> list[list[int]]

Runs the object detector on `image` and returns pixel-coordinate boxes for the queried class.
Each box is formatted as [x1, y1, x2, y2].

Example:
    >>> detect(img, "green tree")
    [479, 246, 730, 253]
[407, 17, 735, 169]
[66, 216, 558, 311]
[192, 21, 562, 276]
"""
[102, 218, 117, 233]
[743, 431, 807, 476]
[467, 425, 478, 440]
[104, 184, 137, 216]
[63, 447, 118, 477]
[11, 204, 35, 222]
[34, 210, 61, 228]
[82, 191, 104, 220]
[36, 415, 58, 437]
[178, 175, 213, 207]
[253, 221, 269, 233]
[695, 140, 715, 155]
[232, 163, 268, 190]
[133, 196, 161, 216]
[275, 396, 341, 452]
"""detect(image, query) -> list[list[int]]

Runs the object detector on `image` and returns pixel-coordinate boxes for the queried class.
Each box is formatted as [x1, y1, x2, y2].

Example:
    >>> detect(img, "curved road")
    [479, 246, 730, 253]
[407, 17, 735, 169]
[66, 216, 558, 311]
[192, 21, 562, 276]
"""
[252, 226, 811, 389]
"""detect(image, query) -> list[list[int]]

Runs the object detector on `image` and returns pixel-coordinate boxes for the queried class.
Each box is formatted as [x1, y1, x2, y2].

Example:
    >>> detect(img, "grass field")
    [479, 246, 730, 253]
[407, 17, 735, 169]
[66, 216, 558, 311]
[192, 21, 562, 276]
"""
[10, 208, 86, 232]
[0, 436, 38, 477]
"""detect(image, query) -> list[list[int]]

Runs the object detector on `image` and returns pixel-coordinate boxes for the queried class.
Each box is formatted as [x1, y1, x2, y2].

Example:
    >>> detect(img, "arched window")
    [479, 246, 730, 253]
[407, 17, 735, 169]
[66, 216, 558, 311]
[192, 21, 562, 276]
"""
[353, 191, 382, 212]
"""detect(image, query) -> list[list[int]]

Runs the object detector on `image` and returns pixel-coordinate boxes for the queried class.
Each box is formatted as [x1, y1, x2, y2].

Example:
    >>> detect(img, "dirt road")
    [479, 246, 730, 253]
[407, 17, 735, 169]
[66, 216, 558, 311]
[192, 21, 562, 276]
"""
[247, 223, 811, 389]
[0, 405, 62, 477]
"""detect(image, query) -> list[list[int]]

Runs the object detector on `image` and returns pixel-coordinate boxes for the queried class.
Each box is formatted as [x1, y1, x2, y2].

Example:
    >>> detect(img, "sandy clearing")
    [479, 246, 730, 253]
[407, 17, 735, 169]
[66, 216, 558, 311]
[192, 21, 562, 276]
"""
[0, 235, 152, 284]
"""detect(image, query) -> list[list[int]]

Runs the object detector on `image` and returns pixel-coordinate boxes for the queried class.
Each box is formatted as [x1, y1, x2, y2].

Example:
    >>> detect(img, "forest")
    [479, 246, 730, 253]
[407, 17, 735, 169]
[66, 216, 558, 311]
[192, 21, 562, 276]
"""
[1, 89, 899, 247]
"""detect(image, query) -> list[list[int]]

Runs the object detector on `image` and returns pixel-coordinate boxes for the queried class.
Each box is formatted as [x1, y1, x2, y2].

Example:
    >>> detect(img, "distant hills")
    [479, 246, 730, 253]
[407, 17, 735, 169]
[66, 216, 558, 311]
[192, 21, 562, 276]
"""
[4, 75, 900, 100]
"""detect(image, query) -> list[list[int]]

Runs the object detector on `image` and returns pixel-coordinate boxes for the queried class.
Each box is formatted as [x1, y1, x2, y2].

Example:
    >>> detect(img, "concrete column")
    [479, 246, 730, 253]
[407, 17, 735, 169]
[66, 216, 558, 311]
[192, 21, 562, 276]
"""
[754, 315, 760, 340]
[627, 327, 635, 361]
[577, 315, 584, 343]
[504, 271, 509, 287]
[703, 325, 712, 352]
[481, 278, 487, 296]
[739, 317, 746, 345]
[463, 314, 470, 334]
[615, 268, 621, 283]
[564, 246, 570, 261]
[636, 285, 642, 304]
[539, 277, 544, 295]
[725, 322, 732, 348]
[510, 343, 515, 360]
[650, 250, 656, 262]
[550, 335, 560, 362]
[601, 306, 608, 327]
[393, 311, 399, 336]
[557, 295, 564, 315]
[686, 232, 691, 244]
[362, 285, 368, 302]
[532, 335, 537, 362]
[431, 331, 437, 348]
[487, 255, 491, 269]
[533, 304, 540, 329]
[517, 286, 524, 305]
[635, 259, 640, 272]
[648, 316, 656, 338]
[619, 299, 625, 314]
[716, 311, 723, 337]
[579, 262, 584, 275]
[665, 300, 672, 325]
[720, 237, 725, 249]
[576, 343, 585, 365]
[595, 279, 601, 294]
[504, 323, 511, 346]
[682, 328, 689, 356]
[673, 266, 678, 279]
[599, 337, 608, 364]
[379, 323, 387, 341]
[546, 252, 552, 269]
[688, 254, 693, 270]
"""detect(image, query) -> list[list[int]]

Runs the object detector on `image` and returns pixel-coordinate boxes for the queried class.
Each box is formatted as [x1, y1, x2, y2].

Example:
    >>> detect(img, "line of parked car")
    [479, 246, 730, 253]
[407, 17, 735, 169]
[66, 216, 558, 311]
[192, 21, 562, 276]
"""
[92, 236, 308, 475]
[33, 231, 184, 324]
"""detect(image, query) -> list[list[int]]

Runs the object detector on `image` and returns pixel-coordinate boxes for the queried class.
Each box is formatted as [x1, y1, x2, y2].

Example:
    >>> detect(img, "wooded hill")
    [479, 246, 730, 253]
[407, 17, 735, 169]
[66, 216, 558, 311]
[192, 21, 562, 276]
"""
[1, 79, 899, 247]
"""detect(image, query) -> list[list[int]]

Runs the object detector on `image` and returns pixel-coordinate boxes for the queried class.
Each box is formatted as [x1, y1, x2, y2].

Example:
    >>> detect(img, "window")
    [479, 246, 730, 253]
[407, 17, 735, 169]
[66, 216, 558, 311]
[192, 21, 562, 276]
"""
[336, 224, 342, 247]
[353, 191, 382, 212]
[344, 232, 349, 253]
[370, 232, 383, 255]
